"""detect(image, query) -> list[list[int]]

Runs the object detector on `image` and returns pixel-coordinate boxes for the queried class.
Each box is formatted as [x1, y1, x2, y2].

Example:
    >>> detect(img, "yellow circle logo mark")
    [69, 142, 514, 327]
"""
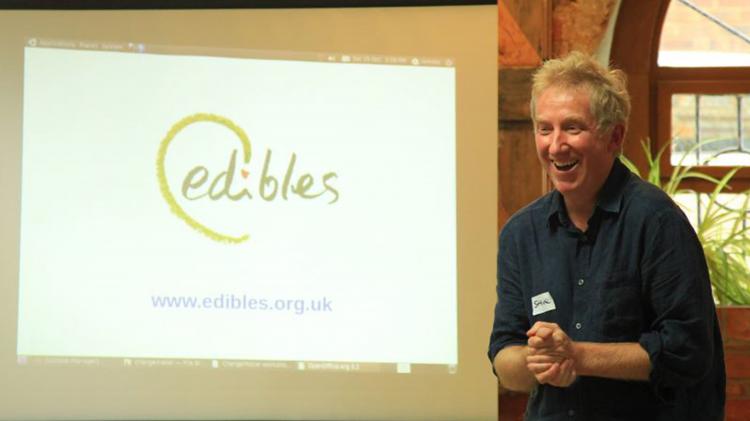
[156, 113, 251, 244]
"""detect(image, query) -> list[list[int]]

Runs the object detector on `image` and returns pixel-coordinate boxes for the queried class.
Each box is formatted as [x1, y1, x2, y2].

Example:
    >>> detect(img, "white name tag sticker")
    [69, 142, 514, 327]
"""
[531, 292, 556, 316]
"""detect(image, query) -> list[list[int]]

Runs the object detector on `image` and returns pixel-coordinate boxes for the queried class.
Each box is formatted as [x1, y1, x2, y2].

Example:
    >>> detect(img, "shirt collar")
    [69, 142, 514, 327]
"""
[546, 157, 630, 227]
[596, 157, 629, 214]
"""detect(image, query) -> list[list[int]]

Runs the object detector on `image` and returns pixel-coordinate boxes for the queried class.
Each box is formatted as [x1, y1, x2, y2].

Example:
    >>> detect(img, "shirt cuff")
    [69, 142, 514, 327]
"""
[639, 331, 676, 403]
[488, 339, 527, 376]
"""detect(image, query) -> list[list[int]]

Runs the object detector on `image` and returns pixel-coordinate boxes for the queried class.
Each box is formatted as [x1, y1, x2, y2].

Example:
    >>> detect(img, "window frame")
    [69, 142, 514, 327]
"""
[656, 65, 750, 192]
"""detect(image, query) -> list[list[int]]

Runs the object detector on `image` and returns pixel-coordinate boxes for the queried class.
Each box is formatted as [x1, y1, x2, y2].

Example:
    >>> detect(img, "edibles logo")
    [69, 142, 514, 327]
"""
[156, 113, 339, 244]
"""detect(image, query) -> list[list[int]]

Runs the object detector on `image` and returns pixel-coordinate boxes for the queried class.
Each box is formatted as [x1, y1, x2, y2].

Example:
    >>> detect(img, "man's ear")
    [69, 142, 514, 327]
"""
[608, 124, 625, 153]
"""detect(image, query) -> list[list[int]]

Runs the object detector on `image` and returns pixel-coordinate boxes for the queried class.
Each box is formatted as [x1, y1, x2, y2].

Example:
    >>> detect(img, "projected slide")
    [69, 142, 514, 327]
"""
[17, 42, 457, 366]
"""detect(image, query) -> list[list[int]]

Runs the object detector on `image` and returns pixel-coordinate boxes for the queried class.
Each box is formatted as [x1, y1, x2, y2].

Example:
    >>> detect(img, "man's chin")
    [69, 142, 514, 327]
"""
[551, 181, 577, 195]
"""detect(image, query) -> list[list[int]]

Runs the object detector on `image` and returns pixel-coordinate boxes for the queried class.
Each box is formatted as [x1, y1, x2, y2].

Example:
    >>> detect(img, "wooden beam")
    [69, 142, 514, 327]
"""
[501, 0, 551, 62]
[498, 0, 542, 67]
[610, 0, 671, 175]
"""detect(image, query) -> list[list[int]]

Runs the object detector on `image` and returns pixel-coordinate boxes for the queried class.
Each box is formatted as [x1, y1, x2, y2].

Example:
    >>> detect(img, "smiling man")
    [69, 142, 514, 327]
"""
[488, 52, 725, 420]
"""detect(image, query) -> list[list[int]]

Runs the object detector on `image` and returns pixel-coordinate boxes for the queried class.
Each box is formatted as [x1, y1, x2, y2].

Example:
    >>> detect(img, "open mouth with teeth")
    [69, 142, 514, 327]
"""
[553, 160, 579, 172]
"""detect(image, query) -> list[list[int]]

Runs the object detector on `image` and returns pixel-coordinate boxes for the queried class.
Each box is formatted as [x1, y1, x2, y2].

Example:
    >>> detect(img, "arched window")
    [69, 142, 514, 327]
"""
[656, 0, 750, 189]
[655, 0, 750, 229]
[659, 0, 750, 68]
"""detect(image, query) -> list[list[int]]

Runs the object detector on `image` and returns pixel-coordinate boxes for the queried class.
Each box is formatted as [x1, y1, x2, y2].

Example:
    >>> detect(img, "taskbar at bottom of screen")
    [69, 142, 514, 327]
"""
[15, 354, 458, 374]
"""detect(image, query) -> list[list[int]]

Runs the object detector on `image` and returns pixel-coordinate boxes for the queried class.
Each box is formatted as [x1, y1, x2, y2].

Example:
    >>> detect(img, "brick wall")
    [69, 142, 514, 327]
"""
[660, 0, 750, 53]
[498, 389, 527, 421]
[718, 306, 750, 421]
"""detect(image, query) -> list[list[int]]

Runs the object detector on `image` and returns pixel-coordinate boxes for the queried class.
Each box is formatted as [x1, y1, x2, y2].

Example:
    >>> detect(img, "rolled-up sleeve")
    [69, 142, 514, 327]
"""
[638, 208, 717, 400]
[488, 223, 529, 365]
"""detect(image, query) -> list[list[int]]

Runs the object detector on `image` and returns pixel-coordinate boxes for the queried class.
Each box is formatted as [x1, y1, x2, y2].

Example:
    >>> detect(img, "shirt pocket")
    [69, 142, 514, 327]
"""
[598, 270, 643, 341]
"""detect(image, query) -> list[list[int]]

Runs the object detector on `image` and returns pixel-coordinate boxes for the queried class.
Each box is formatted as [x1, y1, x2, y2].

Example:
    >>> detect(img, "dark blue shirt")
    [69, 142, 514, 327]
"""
[489, 158, 725, 420]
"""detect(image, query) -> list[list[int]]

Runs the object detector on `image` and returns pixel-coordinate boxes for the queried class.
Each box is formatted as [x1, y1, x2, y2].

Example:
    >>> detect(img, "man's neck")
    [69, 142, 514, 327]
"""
[560, 157, 618, 231]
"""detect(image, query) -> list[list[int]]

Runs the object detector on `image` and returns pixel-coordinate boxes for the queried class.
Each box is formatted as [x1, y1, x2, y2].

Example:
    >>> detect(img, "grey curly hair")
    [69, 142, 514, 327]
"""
[530, 51, 631, 135]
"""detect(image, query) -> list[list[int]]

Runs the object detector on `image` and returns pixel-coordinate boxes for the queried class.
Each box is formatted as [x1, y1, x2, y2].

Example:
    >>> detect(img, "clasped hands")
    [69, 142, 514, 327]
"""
[526, 321, 578, 387]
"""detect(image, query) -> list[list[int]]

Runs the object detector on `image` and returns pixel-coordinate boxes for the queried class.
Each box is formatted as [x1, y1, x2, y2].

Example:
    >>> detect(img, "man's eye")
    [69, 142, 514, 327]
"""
[537, 127, 552, 135]
[566, 126, 582, 134]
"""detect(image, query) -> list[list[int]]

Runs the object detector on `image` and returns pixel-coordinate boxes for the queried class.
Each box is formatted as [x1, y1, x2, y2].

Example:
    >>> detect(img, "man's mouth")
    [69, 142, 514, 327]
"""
[552, 160, 579, 172]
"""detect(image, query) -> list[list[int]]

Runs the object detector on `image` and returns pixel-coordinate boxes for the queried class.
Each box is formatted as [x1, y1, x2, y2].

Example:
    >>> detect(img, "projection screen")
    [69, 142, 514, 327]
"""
[0, 2, 498, 420]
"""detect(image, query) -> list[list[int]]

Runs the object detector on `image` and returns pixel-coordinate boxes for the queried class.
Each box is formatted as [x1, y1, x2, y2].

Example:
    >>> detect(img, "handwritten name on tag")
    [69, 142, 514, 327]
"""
[531, 292, 556, 316]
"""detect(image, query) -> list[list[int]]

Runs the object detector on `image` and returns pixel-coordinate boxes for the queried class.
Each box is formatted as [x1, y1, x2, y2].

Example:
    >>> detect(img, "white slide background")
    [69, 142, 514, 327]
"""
[17, 47, 457, 364]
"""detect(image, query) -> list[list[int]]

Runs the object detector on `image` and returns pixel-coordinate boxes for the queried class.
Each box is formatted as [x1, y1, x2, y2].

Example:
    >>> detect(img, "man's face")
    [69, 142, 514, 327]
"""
[534, 86, 620, 204]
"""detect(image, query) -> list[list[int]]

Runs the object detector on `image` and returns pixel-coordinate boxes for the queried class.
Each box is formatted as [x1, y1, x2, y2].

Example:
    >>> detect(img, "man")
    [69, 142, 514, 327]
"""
[488, 52, 725, 420]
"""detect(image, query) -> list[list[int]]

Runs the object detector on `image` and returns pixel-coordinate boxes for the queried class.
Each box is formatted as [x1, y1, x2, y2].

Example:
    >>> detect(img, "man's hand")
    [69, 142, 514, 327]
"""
[526, 321, 578, 388]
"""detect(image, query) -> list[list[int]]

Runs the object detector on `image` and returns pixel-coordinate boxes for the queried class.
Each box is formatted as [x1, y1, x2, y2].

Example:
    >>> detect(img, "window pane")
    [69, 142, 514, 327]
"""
[671, 94, 750, 166]
[671, 94, 697, 165]
[700, 193, 750, 234]
[675, 192, 749, 234]
[674, 192, 700, 227]
[659, 0, 750, 67]
[699, 95, 739, 163]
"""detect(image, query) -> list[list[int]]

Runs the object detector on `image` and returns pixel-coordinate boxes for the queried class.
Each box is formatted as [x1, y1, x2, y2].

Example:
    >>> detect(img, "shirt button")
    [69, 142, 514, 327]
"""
[568, 409, 576, 417]
[575, 322, 582, 330]
[577, 278, 585, 286]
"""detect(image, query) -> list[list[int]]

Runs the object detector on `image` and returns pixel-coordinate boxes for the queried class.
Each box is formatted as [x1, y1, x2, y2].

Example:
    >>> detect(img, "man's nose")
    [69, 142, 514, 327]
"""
[549, 130, 568, 155]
